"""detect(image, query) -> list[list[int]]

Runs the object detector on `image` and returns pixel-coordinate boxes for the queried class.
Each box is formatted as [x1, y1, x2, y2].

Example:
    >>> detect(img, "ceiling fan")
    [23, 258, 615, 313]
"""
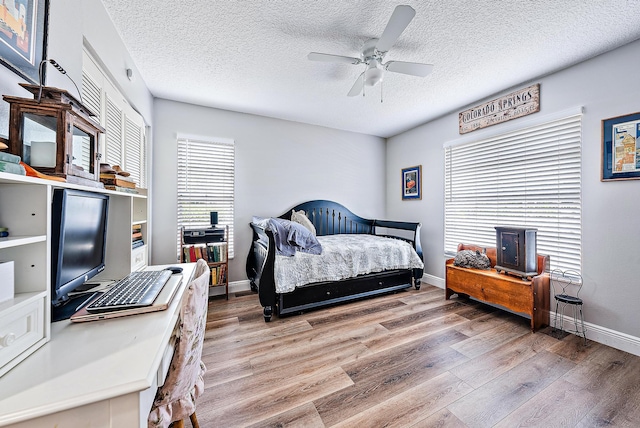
[307, 5, 433, 97]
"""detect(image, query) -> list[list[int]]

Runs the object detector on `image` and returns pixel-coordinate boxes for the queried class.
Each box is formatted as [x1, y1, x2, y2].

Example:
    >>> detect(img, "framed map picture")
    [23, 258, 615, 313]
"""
[0, 0, 48, 84]
[402, 165, 421, 200]
[602, 112, 640, 181]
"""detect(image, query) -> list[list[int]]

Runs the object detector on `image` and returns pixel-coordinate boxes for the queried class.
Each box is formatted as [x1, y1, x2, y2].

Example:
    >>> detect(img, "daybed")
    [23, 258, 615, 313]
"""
[246, 200, 424, 322]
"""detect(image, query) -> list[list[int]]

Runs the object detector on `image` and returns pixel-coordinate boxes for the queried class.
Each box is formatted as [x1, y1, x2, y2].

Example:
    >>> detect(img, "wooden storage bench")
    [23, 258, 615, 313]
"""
[445, 244, 550, 332]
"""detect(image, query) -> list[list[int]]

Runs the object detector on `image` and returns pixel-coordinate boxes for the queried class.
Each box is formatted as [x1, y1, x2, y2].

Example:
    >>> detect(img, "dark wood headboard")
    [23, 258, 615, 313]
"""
[279, 200, 375, 235]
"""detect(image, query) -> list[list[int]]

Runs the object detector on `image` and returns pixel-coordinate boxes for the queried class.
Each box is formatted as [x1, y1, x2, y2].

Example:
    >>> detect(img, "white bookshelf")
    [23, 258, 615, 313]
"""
[0, 171, 147, 377]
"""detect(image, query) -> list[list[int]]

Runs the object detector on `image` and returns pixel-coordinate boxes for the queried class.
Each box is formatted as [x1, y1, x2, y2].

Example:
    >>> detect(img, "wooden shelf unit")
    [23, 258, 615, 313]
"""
[181, 225, 228, 299]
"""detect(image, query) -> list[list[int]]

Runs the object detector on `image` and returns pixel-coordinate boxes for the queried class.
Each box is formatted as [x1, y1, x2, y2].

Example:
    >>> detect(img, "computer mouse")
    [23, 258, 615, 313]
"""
[165, 266, 183, 274]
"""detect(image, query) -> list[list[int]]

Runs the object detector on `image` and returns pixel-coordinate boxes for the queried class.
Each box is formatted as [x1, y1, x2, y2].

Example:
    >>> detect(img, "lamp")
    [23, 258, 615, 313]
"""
[37, 59, 82, 104]
[364, 58, 383, 87]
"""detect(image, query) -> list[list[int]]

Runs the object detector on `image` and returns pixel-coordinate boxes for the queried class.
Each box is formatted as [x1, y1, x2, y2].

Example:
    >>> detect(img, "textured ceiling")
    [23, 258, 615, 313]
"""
[100, 0, 640, 138]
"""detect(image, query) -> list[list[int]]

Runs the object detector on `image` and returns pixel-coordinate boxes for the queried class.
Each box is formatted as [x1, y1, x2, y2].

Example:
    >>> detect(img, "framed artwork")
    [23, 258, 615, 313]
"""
[402, 165, 421, 200]
[602, 112, 640, 181]
[0, 0, 48, 84]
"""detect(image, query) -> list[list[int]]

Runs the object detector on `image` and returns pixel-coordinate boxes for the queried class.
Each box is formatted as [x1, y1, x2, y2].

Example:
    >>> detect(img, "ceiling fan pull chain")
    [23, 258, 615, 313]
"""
[381, 81, 384, 103]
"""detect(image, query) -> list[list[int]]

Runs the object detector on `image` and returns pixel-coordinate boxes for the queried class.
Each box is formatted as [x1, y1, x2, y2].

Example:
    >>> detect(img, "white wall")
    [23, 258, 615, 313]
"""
[81, 0, 153, 121]
[0, 0, 82, 136]
[152, 99, 386, 281]
[0, 0, 153, 138]
[386, 39, 640, 339]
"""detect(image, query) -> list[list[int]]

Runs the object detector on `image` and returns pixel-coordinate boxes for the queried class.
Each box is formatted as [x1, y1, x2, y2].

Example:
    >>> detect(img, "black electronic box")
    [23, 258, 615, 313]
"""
[183, 227, 225, 244]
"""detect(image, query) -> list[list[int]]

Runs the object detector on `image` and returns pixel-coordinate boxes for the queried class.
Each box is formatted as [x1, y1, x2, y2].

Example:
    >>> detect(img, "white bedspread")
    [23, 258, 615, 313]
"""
[274, 234, 424, 294]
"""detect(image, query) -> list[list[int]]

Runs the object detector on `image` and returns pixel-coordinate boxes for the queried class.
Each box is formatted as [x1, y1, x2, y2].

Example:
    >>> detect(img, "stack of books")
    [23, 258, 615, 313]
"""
[182, 243, 227, 263]
[132, 224, 144, 249]
[210, 265, 227, 286]
[100, 173, 138, 194]
[0, 152, 26, 176]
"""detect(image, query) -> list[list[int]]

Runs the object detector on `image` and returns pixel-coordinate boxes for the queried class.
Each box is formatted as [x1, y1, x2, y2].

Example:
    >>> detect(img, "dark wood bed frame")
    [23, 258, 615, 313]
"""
[246, 200, 424, 322]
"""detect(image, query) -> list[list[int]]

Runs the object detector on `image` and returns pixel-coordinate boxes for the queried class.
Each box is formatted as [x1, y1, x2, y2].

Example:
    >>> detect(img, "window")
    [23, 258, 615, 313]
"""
[81, 49, 147, 188]
[177, 137, 235, 259]
[444, 113, 582, 273]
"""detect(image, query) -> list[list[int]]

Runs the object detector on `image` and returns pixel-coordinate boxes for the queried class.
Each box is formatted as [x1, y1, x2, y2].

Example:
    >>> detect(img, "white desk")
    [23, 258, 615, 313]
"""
[0, 263, 195, 428]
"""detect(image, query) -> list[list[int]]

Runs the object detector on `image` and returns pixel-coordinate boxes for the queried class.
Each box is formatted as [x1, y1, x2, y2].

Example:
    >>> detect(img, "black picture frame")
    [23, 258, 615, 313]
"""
[0, 0, 48, 84]
[602, 112, 640, 181]
[402, 165, 421, 200]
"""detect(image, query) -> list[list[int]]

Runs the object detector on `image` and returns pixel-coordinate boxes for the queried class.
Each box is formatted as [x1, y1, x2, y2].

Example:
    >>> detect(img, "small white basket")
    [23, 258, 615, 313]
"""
[0, 260, 14, 303]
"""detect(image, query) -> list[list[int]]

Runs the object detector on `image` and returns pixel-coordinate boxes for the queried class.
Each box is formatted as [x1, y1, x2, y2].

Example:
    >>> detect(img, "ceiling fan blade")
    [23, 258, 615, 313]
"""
[375, 5, 416, 53]
[347, 73, 364, 97]
[308, 52, 361, 64]
[385, 61, 433, 77]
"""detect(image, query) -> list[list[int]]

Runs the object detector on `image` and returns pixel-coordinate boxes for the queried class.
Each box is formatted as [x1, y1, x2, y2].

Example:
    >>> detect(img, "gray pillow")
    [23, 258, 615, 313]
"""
[267, 218, 322, 256]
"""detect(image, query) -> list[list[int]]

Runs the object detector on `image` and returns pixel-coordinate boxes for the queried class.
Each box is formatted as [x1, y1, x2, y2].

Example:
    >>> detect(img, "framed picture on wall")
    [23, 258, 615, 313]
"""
[402, 165, 421, 200]
[0, 0, 49, 84]
[602, 112, 640, 181]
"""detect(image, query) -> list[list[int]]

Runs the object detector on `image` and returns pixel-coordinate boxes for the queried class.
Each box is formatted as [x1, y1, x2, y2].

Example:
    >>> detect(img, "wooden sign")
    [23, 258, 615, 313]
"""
[459, 84, 540, 134]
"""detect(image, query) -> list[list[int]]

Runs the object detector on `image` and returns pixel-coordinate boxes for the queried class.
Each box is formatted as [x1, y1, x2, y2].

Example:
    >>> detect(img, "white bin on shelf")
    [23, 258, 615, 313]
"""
[0, 261, 14, 303]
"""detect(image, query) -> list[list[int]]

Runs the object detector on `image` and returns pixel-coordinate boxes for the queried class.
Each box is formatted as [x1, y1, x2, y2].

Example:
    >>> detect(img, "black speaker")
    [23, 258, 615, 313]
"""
[210, 211, 218, 227]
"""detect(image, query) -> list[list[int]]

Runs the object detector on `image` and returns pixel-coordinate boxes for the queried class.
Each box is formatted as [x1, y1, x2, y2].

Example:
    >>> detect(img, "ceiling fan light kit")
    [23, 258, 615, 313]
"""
[365, 58, 383, 87]
[308, 5, 433, 99]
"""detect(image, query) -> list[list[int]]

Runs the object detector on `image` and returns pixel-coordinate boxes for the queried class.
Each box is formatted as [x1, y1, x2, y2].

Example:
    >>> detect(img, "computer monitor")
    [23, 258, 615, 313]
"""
[51, 188, 109, 321]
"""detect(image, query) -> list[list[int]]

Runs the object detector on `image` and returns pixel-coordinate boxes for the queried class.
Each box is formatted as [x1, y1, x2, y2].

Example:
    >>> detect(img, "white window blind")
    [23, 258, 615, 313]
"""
[177, 138, 235, 259]
[444, 114, 582, 273]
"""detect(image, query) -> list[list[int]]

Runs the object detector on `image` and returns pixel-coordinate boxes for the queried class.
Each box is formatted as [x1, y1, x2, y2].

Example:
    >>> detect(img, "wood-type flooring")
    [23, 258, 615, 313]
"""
[197, 285, 640, 427]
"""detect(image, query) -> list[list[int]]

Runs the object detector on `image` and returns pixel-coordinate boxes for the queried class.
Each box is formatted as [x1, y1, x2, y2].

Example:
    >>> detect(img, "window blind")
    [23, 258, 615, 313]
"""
[444, 114, 582, 273]
[177, 138, 235, 259]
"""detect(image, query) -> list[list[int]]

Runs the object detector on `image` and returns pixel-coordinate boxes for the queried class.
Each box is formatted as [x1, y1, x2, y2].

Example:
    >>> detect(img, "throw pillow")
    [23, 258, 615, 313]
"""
[453, 249, 491, 270]
[267, 218, 322, 256]
[291, 209, 316, 236]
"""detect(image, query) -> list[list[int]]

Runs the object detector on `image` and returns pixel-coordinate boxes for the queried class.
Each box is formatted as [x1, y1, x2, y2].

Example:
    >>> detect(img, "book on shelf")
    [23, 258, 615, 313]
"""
[205, 243, 227, 263]
[181, 244, 226, 263]
[210, 265, 226, 286]
[100, 173, 136, 185]
[211, 266, 218, 285]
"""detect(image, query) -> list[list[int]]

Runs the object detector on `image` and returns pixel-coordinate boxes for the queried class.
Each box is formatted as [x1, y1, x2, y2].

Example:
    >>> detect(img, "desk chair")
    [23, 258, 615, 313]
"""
[149, 259, 210, 428]
[551, 268, 586, 345]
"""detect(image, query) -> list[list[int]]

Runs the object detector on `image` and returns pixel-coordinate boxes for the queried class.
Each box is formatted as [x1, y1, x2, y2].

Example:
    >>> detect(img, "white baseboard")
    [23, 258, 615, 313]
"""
[208, 279, 252, 297]
[551, 312, 640, 356]
[422, 274, 640, 357]
[422, 273, 445, 289]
